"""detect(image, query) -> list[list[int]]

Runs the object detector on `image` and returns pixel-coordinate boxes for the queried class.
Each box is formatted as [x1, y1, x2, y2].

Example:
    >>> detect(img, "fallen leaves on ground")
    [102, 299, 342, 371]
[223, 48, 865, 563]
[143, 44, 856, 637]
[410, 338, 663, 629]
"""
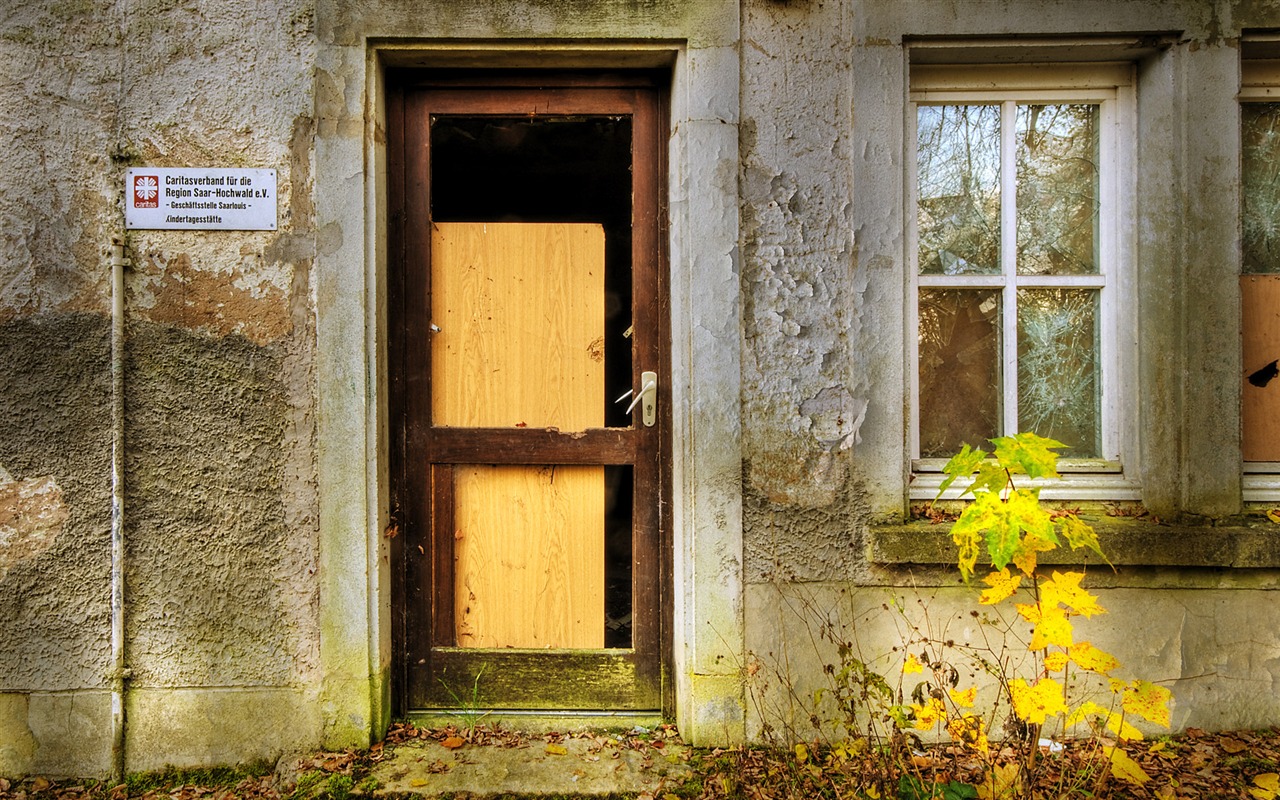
[4, 725, 1280, 799]
[664, 727, 1280, 800]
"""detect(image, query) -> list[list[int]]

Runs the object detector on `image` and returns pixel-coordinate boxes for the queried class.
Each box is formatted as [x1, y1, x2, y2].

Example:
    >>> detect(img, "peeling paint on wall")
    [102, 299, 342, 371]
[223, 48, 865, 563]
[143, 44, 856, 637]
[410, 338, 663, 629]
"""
[740, 0, 858, 512]
[129, 251, 293, 346]
[0, 470, 69, 583]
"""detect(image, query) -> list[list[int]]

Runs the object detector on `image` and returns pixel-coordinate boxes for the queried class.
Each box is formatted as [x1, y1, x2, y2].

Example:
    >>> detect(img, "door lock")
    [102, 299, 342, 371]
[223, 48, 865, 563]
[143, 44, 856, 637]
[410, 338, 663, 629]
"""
[614, 371, 658, 427]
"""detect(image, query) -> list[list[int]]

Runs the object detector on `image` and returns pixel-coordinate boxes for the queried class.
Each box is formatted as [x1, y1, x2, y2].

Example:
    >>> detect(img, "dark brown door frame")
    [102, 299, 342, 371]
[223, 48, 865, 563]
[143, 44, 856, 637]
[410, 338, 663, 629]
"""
[387, 69, 672, 716]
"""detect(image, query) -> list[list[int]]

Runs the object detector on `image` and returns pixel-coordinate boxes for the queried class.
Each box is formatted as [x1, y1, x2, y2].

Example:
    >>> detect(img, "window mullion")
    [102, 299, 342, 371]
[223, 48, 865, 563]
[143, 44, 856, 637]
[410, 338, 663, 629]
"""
[1001, 99, 1019, 438]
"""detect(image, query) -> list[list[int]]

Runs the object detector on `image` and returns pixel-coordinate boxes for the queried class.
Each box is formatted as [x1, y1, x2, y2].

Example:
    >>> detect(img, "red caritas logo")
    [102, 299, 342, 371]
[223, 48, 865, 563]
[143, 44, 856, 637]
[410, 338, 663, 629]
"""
[132, 175, 159, 208]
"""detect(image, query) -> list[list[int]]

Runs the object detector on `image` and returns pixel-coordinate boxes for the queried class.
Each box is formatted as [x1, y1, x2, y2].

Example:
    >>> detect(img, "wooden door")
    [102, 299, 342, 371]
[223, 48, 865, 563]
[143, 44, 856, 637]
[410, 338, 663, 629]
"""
[388, 72, 670, 713]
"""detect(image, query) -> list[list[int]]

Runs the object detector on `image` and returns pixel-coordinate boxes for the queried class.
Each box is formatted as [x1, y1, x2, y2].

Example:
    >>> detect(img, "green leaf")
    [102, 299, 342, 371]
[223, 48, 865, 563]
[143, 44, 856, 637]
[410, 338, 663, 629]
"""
[951, 494, 999, 581]
[1058, 513, 1113, 567]
[1012, 487, 1057, 543]
[992, 432, 1067, 480]
[938, 443, 987, 498]
[985, 489, 1047, 572]
[969, 461, 1010, 497]
[899, 775, 979, 800]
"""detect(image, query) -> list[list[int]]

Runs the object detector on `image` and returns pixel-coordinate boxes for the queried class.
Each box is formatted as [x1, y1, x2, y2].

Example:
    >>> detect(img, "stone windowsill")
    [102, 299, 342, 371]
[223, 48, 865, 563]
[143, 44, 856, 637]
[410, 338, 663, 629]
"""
[869, 518, 1280, 569]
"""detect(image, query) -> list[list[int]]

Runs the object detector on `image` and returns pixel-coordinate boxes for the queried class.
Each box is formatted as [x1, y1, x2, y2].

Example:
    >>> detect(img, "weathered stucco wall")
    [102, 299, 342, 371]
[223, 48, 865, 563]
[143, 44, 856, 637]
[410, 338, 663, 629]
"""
[6, 0, 1280, 779]
[0, 0, 320, 777]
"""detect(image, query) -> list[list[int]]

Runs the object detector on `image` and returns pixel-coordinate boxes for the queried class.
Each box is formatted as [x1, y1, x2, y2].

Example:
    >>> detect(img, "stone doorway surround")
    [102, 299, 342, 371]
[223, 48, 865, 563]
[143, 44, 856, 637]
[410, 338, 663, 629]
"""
[311, 2, 745, 750]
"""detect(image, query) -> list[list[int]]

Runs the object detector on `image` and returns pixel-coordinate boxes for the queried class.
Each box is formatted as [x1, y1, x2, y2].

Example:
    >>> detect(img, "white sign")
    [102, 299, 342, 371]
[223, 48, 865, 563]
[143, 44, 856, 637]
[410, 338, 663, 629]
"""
[125, 168, 277, 231]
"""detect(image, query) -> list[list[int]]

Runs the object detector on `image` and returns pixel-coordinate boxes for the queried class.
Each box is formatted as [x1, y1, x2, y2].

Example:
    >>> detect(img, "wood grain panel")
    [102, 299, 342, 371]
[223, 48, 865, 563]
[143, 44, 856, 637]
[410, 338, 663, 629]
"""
[1243, 275, 1280, 461]
[431, 222, 605, 430]
[453, 465, 604, 648]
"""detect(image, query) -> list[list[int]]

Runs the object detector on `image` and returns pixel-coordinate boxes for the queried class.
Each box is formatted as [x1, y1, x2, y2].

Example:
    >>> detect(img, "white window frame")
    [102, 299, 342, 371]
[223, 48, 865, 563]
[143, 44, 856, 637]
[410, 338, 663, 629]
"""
[1240, 59, 1280, 501]
[907, 64, 1139, 501]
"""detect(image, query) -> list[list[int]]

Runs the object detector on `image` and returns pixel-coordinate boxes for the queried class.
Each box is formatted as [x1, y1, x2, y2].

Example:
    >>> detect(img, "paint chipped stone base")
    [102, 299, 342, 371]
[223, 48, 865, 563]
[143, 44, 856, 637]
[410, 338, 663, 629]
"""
[0, 692, 111, 778]
[745, 583, 1280, 741]
[0, 688, 322, 778]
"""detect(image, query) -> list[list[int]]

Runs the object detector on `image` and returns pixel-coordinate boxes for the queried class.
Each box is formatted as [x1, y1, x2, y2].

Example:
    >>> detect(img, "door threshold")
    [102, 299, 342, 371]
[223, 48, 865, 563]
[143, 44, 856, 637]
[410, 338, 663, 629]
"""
[404, 709, 666, 734]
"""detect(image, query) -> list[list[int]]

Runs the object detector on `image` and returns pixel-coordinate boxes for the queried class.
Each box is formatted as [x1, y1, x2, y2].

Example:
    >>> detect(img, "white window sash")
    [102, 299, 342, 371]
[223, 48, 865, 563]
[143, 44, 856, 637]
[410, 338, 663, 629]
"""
[908, 67, 1133, 500]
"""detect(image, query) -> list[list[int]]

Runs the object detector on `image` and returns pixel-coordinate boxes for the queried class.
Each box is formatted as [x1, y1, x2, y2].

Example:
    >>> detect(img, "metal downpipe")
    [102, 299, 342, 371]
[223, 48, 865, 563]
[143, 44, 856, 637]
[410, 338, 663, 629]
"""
[110, 237, 129, 783]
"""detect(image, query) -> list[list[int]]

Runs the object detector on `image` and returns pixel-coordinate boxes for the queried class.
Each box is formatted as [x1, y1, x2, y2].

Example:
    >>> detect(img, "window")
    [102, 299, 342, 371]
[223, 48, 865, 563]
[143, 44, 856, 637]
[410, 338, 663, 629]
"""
[1241, 58, 1280, 498]
[908, 65, 1137, 499]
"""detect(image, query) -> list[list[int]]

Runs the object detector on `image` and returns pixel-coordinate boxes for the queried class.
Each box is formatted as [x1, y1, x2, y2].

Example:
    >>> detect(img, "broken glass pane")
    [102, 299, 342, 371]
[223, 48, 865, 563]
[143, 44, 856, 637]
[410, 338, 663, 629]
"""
[1016, 104, 1099, 276]
[918, 289, 1001, 457]
[1016, 289, 1100, 457]
[1243, 103, 1280, 274]
[918, 105, 1001, 275]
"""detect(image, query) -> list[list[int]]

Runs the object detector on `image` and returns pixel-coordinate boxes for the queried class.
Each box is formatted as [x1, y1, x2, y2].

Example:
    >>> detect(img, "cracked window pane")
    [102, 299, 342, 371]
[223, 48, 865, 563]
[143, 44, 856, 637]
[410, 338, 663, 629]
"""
[1243, 103, 1280, 274]
[1016, 104, 1100, 276]
[918, 105, 1001, 275]
[1017, 289, 1100, 457]
[918, 289, 1001, 457]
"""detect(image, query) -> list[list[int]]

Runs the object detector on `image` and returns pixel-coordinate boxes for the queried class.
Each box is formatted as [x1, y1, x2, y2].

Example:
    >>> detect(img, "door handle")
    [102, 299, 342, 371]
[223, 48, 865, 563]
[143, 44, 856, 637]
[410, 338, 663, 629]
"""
[614, 371, 658, 427]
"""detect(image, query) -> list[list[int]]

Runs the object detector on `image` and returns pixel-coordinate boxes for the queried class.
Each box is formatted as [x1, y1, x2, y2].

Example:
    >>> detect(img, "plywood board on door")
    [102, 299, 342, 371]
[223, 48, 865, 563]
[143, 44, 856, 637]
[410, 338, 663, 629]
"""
[1242, 274, 1280, 461]
[431, 222, 607, 648]
[453, 464, 605, 649]
[431, 222, 606, 430]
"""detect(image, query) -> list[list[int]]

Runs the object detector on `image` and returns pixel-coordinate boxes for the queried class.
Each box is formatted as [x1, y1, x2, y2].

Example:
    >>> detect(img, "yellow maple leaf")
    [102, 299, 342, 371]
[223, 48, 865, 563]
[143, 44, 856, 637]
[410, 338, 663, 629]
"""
[911, 697, 947, 730]
[976, 762, 1022, 800]
[1106, 711, 1145, 741]
[1068, 697, 1148, 741]
[1071, 701, 1143, 740]
[1105, 745, 1152, 785]
[1041, 571, 1106, 618]
[1011, 530, 1057, 576]
[1009, 677, 1067, 725]
[1015, 601, 1040, 624]
[903, 652, 924, 674]
[946, 713, 990, 754]
[1066, 700, 1109, 728]
[1121, 680, 1172, 728]
[979, 568, 1022, 605]
[1069, 641, 1121, 675]
[1026, 604, 1074, 650]
[949, 686, 978, 708]
[1251, 773, 1280, 800]
[1043, 651, 1070, 671]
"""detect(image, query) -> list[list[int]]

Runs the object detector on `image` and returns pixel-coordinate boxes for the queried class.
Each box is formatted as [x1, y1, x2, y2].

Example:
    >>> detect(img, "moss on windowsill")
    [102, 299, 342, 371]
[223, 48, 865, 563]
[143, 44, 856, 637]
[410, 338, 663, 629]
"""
[870, 513, 1280, 570]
